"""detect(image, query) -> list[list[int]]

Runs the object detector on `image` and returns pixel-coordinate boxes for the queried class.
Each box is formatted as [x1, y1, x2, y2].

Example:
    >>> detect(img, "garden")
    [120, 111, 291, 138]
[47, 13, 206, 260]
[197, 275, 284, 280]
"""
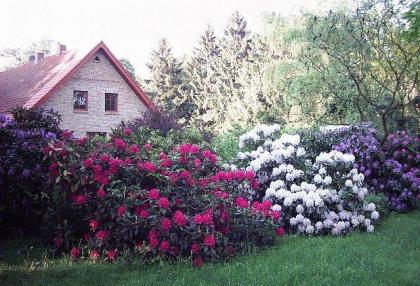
[1, 0, 419, 285]
[0, 104, 418, 285]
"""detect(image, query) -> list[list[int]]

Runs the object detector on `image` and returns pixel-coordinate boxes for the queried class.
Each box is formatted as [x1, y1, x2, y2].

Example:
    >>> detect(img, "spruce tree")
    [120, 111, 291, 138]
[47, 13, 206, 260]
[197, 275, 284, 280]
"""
[187, 26, 221, 130]
[147, 39, 193, 120]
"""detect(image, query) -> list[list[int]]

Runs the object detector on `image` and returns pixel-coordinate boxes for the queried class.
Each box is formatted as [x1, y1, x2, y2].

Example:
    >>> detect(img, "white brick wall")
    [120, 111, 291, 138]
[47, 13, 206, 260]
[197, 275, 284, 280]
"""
[42, 51, 147, 137]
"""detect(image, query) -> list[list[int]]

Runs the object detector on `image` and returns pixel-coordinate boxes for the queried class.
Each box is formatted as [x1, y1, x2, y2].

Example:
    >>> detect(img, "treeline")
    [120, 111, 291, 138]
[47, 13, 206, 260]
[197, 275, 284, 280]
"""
[145, 0, 419, 137]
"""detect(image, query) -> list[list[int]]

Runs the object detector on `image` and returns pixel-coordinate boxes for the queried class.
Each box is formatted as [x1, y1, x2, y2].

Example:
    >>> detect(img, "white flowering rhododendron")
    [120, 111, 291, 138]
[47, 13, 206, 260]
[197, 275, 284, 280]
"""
[232, 124, 379, 235]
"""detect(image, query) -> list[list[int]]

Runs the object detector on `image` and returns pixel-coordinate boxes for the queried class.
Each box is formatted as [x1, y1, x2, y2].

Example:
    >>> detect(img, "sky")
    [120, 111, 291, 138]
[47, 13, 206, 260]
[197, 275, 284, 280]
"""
[0, 0, 345, 78]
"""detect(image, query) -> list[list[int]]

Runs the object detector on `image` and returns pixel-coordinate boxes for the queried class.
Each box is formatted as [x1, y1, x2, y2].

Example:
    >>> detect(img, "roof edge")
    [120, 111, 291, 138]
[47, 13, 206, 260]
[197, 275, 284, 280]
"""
[31, 41, 154, 109]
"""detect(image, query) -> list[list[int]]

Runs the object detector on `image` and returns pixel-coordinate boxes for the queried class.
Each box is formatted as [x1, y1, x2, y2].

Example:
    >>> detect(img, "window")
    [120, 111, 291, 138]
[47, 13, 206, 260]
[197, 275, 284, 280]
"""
[73, 90, 88, 111]
[105, 93, 118, 112]
[87, 132, 107, 139]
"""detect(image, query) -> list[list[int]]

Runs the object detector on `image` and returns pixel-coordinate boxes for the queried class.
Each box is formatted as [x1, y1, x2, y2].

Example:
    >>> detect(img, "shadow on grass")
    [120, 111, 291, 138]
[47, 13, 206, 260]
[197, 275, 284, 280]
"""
[1, 211, 419, 286]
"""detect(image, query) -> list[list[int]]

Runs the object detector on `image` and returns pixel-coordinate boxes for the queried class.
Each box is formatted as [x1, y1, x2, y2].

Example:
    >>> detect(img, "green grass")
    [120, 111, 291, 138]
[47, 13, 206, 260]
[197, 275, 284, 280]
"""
[1, 211, 419, 286]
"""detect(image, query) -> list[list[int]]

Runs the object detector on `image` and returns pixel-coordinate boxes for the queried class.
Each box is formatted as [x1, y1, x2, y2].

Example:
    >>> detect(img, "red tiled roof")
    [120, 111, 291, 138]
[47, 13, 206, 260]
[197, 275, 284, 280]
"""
[0, 41, 153, 113]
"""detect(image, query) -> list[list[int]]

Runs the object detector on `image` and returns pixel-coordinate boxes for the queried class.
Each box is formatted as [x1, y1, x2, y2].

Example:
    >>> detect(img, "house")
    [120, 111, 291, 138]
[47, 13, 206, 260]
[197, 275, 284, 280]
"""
[0, 41, 153, 137]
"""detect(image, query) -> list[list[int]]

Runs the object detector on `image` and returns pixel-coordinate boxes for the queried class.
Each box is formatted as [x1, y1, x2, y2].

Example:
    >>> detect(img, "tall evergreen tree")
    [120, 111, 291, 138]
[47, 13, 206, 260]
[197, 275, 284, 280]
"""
[212, 11, 252, 131]
[187, 26, 221, 129]
[119, 58, 136, 79]
[147, 39, 193, 120]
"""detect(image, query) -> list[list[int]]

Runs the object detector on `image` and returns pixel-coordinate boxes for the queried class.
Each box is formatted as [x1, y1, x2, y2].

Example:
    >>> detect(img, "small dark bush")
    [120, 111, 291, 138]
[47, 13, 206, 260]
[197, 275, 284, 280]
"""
[121, 106, 184, 136]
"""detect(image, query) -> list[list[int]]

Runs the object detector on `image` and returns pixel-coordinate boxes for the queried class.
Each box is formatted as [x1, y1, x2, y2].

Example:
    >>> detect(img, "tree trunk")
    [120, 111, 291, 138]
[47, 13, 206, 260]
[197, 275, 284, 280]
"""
[380, 113, 389, 145]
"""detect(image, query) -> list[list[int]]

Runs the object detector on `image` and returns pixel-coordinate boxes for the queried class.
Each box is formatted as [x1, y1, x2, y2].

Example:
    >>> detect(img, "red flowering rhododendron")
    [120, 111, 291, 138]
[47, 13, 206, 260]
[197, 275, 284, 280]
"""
[191, 243, 200, 254]
[114, 138, 128, 151]
[192, 256, 204, 268]
[123, 128, 132, 136]
[73, 194, 87, 205]
[159, 240, 170, 252]
[272, 210, 281, 222]
[100, 154, 110, 162]
[117, 205, 127, 217]
[148, 188, 160, 200]
[143, 143, 153, 151]
[173, 210, 188, 226]
[157, 197, 170, 209]
[194, 211, 213, 225]
[48, 162, 59, 177]
[90, 249, 100, 260]
[135, 208, 149, 219]
[44, 136, 283, 266]
[235, 197, 248, 208]
[89, 220, 99, 231]
[54, 238, 63, 249]
[97, 188, 106, 198]
[129, 144, 140, 154]
[275, 227, 285, 237]
[106, 249, 118, 261]
[160, 218, 172, 231]
[70, 247, 80, 260]
[203, 234, 216, 248]
[95, 230, 110, 241]
[142, 161, 157, 173]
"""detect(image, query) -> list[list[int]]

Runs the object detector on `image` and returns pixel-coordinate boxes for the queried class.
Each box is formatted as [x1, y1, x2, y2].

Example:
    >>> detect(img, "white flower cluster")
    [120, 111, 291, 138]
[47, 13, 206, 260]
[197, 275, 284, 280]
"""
[234, 124, 380, 236]
[238, 124, 281, 149]
[315, 150, 355, 166]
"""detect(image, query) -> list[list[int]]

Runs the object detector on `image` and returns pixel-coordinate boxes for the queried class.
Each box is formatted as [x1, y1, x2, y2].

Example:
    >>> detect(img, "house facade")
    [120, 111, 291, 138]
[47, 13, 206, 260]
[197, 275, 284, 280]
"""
[0, 42, 153, 137]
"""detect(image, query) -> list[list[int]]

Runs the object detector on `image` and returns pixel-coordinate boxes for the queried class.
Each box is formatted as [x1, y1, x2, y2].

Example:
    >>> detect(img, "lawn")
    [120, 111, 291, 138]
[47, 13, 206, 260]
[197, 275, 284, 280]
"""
[1, 211, 419, 286]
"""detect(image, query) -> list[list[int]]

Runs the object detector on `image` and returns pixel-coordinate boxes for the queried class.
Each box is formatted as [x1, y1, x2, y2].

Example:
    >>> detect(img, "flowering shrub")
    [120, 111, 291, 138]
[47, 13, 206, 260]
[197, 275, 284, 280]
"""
[44, 133, 283, 266]
[232, 124, 380, 235]
[0, 108, 62, 234]
[118, 106, 184, 136]
[112, 109, 212, 158]
[382, 131, 419, 211]
[333, 124, 419, 212]
[297, 125, 354, 160]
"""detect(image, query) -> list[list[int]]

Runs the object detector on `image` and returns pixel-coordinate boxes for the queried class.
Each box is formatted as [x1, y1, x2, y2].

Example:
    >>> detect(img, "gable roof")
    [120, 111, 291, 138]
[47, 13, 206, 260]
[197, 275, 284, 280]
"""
[0, 41, 153, 113]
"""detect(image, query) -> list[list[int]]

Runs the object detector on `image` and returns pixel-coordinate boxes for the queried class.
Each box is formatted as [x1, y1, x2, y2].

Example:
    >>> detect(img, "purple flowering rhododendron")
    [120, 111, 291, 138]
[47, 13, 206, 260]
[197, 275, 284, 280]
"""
[0, 108, 62, 233]
[333, 123, 419, 212]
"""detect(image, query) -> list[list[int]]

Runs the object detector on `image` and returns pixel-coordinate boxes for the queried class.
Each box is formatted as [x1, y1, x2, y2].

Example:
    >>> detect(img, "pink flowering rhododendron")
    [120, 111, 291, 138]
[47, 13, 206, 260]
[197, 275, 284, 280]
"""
[148, 188, 160, 200]
[159, 240, 170, 252]
[143, 143, 153, 151]
[160, 218, 172, 231]
[235, 197, 248, 208]
[44, 135, 283, 266]
[73, 194, 87, 205]
[89, 249, 100, 260]
[117, 205, 127, 217]
[173, 210, 188, 226]
[191, 243, 200, 254]
[192, 256, 204, 268]
[95, 230, 110, 241]
[70, 247, 80, 260]
[114, 138, 128, 151]
[106, 249, 118, 261]
[129, 144, 140, 154]
[275, 227, 285, 237]
[204, 234, 216, 248]
[97, 188, 106, 198]
[123, 128, 132, 136]
[157, 197, 170, 209]
[89, 220, 99, 231]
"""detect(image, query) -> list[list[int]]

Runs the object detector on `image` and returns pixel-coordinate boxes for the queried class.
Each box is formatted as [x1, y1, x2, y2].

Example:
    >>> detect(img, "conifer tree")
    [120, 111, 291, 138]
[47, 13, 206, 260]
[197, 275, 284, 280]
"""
[187, 26, 221, 129]
[147, 39, 193, 120]
[212, 11, 252, 131]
